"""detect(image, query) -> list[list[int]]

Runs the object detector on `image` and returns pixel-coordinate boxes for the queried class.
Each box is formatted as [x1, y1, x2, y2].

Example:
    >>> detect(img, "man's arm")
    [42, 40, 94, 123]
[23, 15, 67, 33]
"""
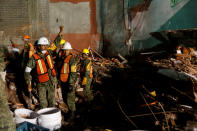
[69, 56, 77, 85]
[54, 26, 64, 48]
[82, 59, 92, 86]
[24, 56, 36, 85]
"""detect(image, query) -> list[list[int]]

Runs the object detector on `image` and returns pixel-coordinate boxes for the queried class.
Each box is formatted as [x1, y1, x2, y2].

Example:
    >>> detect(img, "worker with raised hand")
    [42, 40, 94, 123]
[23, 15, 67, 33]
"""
[24, 37, 57, 108]
[53, 26, 65, 50]
[81, 48, 94, 102]
[48, 26, 66, 56]
[21, 35, 34, 69]
[57, 42, 77, 122]
[48, 39, 66, 52]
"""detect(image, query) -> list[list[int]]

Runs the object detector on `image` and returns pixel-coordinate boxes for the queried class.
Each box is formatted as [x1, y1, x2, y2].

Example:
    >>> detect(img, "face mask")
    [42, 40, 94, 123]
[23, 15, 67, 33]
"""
[24, 38, 29, 41]
[10, 85, 16, 90]
[41, 50, 47, 54]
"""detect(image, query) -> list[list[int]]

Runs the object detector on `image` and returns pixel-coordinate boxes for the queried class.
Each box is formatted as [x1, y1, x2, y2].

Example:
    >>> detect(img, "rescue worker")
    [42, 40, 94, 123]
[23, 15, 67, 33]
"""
[6, 42, 20, 74]
[48, 39, 66, 59]
[5, 41, 23, 108]
[48, 26, 65, 56]
[54, 26, 64, 50]
[21, 35, 34, 69]
[53, 39, 66, 102]
[57, 42, 77, 121]
[24, 37, 57, 108]
[0, 47, 15, 131]
[81, 48, 94, 102]
[9, 39, 20, 54]
[9, 39, 28, 108]
[57, 39, 66, 55]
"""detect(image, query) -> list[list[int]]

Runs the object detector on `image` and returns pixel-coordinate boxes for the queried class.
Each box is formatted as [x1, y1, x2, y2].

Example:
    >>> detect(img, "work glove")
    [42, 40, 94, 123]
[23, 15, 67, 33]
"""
[82, 77, 87, 86]
[149, 90, 156, 97]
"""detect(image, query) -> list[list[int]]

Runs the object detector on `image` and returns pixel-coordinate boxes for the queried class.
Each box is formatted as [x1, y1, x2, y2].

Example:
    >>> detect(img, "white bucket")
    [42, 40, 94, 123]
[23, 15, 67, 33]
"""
[37, 107, 62, 130]
[14, 108, 37, 125]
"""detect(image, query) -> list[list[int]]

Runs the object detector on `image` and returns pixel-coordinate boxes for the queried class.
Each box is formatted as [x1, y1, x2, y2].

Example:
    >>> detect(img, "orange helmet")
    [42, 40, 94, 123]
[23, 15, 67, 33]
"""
[23, 35, 30, 40]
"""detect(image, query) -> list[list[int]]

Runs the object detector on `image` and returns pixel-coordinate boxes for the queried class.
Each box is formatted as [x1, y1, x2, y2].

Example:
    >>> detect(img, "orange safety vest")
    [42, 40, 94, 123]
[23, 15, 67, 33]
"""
[33, 51, 56, 83]
[29, 43, 34, 58]
[24, 43, 34, 58]
[88, 58, 93, 78]
[60, 55, 72, 82]
[81, 58, 93, 78]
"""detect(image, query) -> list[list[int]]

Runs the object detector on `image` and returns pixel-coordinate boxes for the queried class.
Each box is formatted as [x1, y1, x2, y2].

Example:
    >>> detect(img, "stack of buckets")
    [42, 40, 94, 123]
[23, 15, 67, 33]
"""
[14, 107, 62, 130]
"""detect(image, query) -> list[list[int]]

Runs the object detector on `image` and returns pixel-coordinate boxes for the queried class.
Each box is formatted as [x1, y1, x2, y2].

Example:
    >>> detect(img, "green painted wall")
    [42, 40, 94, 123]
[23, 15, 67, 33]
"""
[96, 0, 197, 56]
[131, 0, 197, 52]
[159, 0, 197, 31]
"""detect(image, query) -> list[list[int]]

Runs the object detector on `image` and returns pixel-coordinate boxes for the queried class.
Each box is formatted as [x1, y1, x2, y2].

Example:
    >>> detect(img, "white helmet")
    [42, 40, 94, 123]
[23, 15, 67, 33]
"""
[37, 37, 49, 45]
[62, 42, 72, 50]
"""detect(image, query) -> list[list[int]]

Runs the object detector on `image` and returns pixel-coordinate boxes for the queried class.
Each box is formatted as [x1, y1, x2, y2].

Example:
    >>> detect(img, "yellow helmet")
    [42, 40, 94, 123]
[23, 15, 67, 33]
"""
[82, 48, 89, 54]
[150, 90, 156, 97]
[60, 39, 66, 45]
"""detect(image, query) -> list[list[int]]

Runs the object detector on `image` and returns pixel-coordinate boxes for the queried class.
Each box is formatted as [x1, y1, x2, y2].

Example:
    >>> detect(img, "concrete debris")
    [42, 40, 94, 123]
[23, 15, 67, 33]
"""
[3, 37, 197, 130]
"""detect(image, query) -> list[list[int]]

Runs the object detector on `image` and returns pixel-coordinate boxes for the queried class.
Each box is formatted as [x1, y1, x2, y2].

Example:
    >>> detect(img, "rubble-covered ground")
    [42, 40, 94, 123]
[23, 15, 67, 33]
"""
[4, 43, 197, 130]
[61, 49, 197, 130]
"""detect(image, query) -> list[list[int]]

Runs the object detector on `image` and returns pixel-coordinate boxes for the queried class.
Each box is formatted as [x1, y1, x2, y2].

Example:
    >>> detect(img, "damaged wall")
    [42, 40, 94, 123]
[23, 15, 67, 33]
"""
[96, 0, 197, 56]
[49, 0, 100, 51]
[0, 0, 49, 45]
[28, 0, 49, 39]
[1, 0, 196, 55]
[0, 0, 29, 45]
[0, 0, 100, 51]
[130, 0, 197, 51]
[96, 0, 127, 56]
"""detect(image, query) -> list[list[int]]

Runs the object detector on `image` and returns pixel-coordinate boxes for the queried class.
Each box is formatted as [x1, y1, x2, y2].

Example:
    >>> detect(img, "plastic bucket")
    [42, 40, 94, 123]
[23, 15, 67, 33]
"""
[14, 108, 38, 125]
[37, 107, 61, 130]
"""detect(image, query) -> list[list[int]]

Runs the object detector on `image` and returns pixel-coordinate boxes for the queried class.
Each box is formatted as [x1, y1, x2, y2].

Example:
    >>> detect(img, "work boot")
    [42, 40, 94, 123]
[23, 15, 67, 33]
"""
[67, 111, 75, 125]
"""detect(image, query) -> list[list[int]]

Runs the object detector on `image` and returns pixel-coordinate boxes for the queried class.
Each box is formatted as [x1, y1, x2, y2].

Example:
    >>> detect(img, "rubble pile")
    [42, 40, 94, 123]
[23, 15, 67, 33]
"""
[147, 58, 197, 76]
[3, 41, 197, 130]
[81, 47, 197, 130]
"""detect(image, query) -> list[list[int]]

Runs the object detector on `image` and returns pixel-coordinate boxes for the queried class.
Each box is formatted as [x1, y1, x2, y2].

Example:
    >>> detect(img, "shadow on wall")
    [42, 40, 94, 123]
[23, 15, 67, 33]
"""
[98, 0, 127, 57]
[99, 0, 104, 56]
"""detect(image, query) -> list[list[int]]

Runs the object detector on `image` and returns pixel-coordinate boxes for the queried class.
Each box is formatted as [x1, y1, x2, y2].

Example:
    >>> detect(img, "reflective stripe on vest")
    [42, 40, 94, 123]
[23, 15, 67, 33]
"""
[88, 58, 93, 78]
[33, 54, 49, 83]
[80, 58, 93, 78]
[63, 63, 68, 74]
[86, 60, 93, 78]
[83, 58, 93, 78]
[60, 55, 72, 82]
[46, 55, 53, 69]
[33, 51, 56, 83]
[45, 52, 56, 77]
[37, 59, 45, 74]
